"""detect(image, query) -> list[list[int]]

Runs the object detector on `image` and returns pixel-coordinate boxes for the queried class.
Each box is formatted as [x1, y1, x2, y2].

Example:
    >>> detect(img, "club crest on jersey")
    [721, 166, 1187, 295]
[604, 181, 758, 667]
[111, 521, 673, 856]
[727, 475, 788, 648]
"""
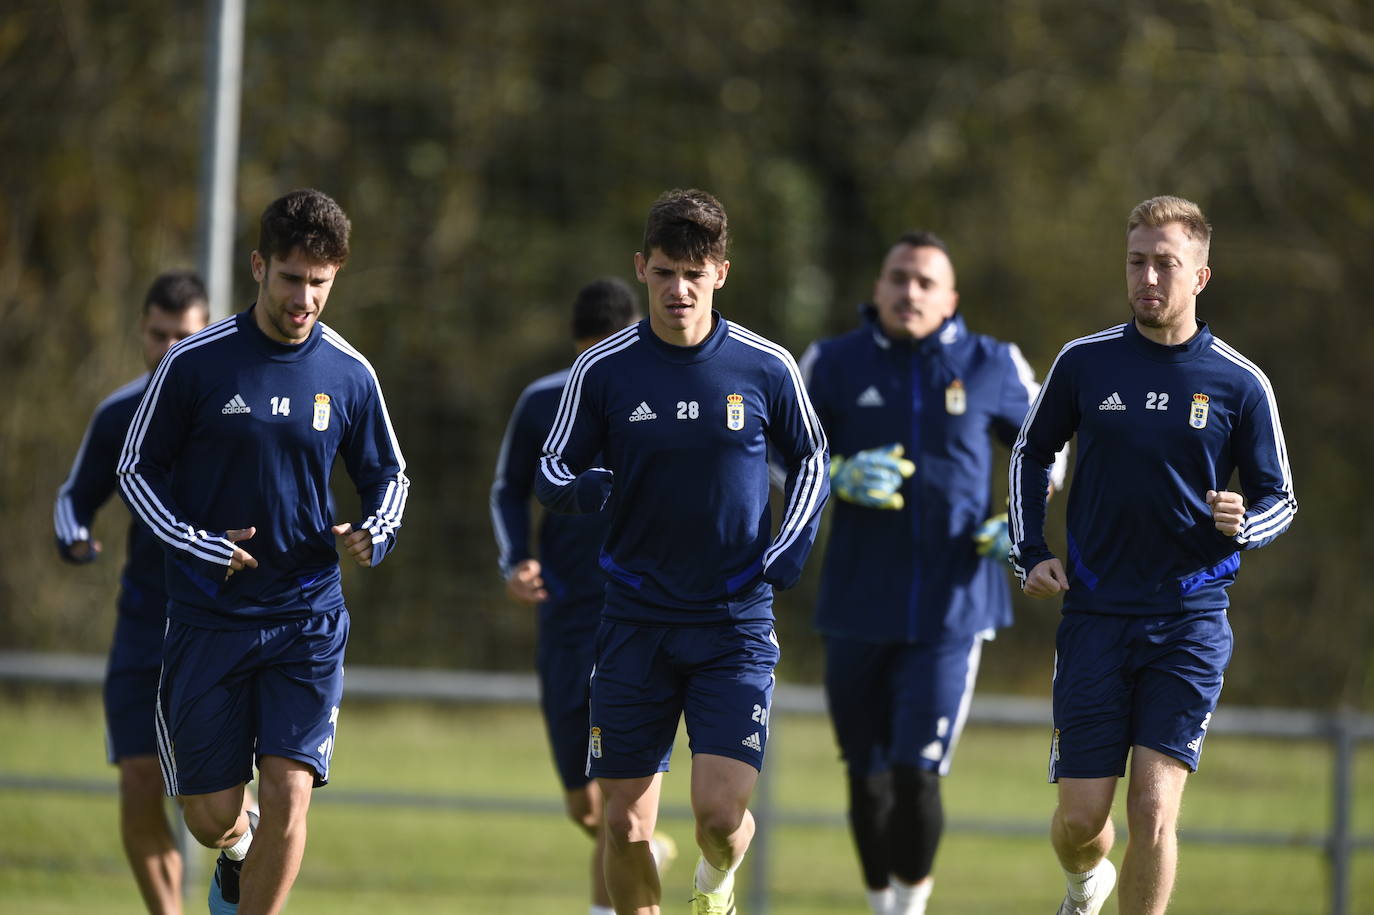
[312, 393, 332, 431]
[1189, 393, 1210, 429]
[589, 726, 603, 759]
[945, 379, 966, 415]
[726, 393, 745, 431]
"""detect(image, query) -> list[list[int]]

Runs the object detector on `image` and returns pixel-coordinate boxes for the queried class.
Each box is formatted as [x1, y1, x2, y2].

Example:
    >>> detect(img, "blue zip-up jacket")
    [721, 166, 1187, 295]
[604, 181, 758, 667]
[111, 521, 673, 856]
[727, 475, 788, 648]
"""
[803, 307, 1062, 642]
[117, 308, 410, 629]
[1010, 320, 1296, 615]
[536, 315, 830, 625]
[54, 375, 166, 621]
[490, 368, 609, 616]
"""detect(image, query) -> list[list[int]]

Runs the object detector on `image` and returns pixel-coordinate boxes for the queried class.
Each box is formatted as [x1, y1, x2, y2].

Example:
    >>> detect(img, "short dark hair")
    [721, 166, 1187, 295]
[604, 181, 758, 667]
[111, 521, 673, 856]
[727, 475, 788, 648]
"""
[641, 188, 728, 263]
[143, 270, 208, 316]
[257, 188, 351, 266]
[892, 230, 951, 261]
[571, 278, 640, 340]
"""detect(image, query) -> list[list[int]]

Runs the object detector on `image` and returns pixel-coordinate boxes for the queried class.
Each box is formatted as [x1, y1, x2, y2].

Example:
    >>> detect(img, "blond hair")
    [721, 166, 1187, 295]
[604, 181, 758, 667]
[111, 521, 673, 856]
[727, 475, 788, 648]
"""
[1127, 195, 1211, 262]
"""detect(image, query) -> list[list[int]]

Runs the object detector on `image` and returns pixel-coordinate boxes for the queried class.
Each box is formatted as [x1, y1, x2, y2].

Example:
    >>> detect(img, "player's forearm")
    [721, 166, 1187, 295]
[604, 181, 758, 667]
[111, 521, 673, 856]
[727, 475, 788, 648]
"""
[117, 465, 236, 577]
[1234, 491, 1297, 548]
[763, 449, 830, 589]
[354, 472, 410, 567]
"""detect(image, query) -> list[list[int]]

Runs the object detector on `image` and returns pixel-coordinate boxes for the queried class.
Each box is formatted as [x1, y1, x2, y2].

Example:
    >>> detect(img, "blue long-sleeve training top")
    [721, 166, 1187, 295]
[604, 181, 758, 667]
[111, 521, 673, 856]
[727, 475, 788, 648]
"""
[803, 308, 1064, 643]
[54, 374, 166, 620]
[536, 315, 830, 625]
[490, 368, 610, 610]
[117, 309, 409, 628]
[1010, 320, 1296, 615]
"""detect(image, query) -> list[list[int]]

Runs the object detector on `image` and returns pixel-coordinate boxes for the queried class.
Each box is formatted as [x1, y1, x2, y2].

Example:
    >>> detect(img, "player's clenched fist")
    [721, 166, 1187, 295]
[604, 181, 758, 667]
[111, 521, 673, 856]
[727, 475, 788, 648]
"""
[332, 522, 375, 567]
[1023, 557, 1070, 598]
[1206, 489, 1245, 537]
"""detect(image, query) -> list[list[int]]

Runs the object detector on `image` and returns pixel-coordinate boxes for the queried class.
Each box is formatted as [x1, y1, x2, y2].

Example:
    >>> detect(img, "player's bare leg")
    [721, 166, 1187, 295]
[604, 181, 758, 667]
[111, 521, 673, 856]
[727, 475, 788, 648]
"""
[565, 780, 613, 910]
[690, 753, 759, 911]
[180, 783, 249, 850]
[1119, 747, 1189, 915]
[118, 755, 182, 914]
[599, 773, 664, 914]
[236, 755, 315, 915]
[1052, 775, 1118, 913]
[180, 782, 253, 913]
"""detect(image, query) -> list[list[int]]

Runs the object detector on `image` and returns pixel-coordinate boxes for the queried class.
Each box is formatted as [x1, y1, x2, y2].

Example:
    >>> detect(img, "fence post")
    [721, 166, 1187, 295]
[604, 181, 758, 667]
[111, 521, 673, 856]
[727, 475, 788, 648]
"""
[1328, 710, 1354, 915]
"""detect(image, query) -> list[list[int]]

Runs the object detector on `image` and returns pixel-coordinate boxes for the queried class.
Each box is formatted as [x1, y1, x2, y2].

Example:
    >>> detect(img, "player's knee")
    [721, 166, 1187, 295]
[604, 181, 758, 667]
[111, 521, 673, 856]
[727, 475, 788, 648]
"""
[181, 802, 240, 848]
[602, 802, 651, 848]
[694, 802, 748, 845]
[1055, 803, 1112, 845]
[1125, 795, 1178, 845]
[891, 766, 943, 829]
[847, 769, 894, 812]
[892, 765, 940, 805]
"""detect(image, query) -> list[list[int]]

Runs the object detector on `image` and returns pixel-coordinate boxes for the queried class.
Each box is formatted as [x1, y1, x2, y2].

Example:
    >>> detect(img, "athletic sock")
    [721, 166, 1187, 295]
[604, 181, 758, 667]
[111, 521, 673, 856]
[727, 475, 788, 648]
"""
[223, 814, 255, 862]
[694, 855, 739, 894]
[589, 906, 614, 915]
[866, 885, 895, 914]
[891, 876, 933, 915]
[1064, 863, 1104, 901]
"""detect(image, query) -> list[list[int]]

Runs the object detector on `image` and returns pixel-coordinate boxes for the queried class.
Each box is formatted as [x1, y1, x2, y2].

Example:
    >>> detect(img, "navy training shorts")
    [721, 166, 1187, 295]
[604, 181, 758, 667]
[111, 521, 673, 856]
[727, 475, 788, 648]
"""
[104, 613, 166, 762]
[1049, 609, 1232, 781]
[587, 618, 780, 780]
[536, 598, 601, 790]
[823, 631, 987, 778]
[155, 608, 349, 797]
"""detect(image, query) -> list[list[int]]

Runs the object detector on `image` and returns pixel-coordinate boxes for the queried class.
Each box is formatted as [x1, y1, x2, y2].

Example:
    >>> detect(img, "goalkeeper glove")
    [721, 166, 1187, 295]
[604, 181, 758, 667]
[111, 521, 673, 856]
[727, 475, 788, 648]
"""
[830, 444, 915, 510]
[973, 512, 1011, 562]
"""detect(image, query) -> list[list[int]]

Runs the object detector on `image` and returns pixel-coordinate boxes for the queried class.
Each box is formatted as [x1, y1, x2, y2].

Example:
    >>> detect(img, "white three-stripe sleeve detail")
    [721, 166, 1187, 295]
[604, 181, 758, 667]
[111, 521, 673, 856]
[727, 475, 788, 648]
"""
[1006, 343, 1069, 491]
[1008, 326, 1124, 571]
[538, 325, 639, 488]
[54, 376, 146, 544]
[323, 328, 411, 542]
[117, 321, 240, 564]
[490, 372, 565, 574]
[727, 327, 828, 568]
[1209, 340, 1296, 542]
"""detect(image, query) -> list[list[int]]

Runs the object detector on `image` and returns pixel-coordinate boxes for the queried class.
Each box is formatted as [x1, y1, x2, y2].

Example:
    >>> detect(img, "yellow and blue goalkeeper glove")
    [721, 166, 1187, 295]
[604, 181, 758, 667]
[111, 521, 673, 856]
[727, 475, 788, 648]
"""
[830, 444, 915, 510]
[973, 512, 1011, 562]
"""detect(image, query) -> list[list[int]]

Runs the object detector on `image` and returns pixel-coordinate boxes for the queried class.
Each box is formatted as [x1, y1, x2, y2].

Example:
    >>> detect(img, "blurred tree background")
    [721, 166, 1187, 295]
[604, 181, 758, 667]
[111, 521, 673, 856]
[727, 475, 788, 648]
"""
[2, 0, 1370, 709]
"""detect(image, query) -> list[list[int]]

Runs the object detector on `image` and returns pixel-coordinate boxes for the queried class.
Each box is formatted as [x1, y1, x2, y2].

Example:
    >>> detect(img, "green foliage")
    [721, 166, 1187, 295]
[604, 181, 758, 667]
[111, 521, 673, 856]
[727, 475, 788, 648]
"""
[3, 0, 1372, 707]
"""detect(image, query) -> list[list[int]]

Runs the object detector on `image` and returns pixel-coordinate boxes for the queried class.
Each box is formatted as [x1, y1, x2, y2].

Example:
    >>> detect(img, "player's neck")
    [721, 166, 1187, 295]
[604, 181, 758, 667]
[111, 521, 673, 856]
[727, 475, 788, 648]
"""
[1134, 315, 1199, 347]
[650, 312, 716, 348]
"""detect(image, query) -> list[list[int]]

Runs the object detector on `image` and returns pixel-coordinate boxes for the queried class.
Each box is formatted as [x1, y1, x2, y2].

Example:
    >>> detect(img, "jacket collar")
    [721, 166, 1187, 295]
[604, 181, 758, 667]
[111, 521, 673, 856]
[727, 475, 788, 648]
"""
[861, 303, 964, 353]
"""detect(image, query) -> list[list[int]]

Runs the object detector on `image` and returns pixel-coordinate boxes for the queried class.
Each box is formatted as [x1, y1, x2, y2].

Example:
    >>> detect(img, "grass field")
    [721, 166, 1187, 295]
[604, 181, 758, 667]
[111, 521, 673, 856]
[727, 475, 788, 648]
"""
[1, 685, 1369, 913]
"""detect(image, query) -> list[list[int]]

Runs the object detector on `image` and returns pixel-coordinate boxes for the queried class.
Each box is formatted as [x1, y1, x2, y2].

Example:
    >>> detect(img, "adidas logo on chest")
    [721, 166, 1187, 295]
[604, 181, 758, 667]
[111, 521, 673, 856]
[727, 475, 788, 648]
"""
[1098, 392, 1126, 411]
[221, 394, 252, 415]
[628, 401, 657, 422]
[855, 385, 885, 407]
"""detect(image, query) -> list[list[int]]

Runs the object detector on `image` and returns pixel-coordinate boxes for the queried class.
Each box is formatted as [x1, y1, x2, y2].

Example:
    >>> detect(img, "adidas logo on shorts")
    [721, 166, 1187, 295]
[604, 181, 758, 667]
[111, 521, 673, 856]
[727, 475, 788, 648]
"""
[741, 731, 762, 752]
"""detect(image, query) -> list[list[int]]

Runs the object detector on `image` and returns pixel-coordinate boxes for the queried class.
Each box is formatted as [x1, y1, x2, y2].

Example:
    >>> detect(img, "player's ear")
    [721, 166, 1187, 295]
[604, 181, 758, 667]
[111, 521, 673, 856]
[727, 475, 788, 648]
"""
[714, 258, 730, 288]
[1193, 264, 1211, 296]
[250, 250, 266, 283]
[633, 251, 648, 283]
